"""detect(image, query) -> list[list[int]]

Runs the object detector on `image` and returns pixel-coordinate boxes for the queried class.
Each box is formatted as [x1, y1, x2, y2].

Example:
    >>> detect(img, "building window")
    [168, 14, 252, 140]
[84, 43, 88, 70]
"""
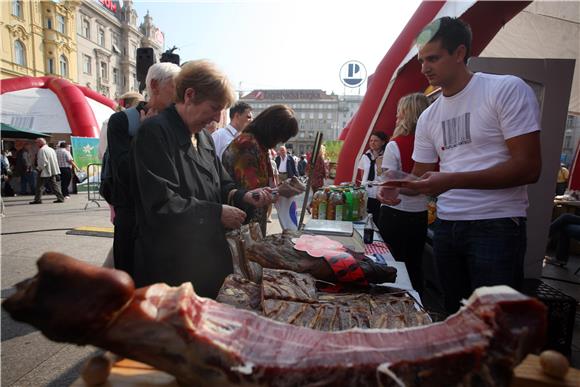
[59, 55, 68, 77]
[82, 55, 91, 74]
[14, 40, 26, 66]
[132, 72, 138, 90]
[98, 27, 105, 46]
[327, 112, 332, 119]
[130, 43, 136, 59]
[300, 112, 306, 119]
[12, 0, 22, 18]
[309, 112, 314, 119]
[47, 58, 55, 74]
[100, 62, 108, 80]
[112, 34, 120, 53]
[56, 14, 65, 33]
[113, 68, 119, 85]
[82, 19, 90, 38]
[318, 112, 323, 119]
[46, 17, 52, 29]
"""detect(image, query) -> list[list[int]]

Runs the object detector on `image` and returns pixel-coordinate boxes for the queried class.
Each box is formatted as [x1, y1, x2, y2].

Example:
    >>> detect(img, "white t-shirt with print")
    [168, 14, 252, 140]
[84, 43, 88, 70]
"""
[412, 72, 541, 221]
[382, 141, 428, 212]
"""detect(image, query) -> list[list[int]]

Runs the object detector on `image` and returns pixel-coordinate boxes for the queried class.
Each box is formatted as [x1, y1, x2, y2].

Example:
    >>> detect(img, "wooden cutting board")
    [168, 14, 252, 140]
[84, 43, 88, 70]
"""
[71, 359, 177, 387]
[511, 354, 580, 387]
[73, 355, 579, 386]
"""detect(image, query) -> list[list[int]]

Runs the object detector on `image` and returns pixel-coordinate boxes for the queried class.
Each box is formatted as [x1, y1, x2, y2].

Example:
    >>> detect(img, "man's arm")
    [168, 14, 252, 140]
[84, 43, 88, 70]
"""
[405, 131, 541, 196]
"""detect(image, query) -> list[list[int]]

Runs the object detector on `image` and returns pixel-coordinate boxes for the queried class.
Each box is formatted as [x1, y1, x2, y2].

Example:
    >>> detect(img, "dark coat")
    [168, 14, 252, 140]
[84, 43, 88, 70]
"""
[275, 155, 298, 178]
[130, 105, 246, 298]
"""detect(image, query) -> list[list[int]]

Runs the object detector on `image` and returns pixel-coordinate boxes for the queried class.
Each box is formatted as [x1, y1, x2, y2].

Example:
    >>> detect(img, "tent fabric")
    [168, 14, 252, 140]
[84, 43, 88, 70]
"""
[480, 2, 580, 115]
[335, 0, 531, 184]
[1, 122, 51, 139]
[0, 76, 116, 137]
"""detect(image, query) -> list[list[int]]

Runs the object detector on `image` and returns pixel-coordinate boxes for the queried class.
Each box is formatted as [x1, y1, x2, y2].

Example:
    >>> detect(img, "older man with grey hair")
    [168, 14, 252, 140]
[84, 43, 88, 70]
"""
[30, 138, 64, 204]
[106, 62, 181, 276]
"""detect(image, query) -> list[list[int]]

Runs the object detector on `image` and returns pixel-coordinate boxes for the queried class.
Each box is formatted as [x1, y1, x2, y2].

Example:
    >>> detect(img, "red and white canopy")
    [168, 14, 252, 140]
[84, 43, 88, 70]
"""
[335, 0, 531, 183]
[1, 76, 116, 138]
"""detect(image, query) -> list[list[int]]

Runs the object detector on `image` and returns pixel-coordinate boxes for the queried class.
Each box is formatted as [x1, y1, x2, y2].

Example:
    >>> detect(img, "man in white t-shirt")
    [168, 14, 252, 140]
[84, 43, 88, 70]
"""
[212, 101, 253, 160]
[379, 17, 541, 314]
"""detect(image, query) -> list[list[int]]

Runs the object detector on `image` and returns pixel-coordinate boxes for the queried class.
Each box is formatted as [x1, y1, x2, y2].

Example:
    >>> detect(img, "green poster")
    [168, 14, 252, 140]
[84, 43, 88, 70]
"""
[70, 136, 100, 171]
[323, 140, 343, 163]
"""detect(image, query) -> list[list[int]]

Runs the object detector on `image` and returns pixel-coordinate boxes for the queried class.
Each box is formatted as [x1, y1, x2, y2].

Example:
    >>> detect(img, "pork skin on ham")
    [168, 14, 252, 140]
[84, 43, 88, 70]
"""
[3, 253, 547, 386]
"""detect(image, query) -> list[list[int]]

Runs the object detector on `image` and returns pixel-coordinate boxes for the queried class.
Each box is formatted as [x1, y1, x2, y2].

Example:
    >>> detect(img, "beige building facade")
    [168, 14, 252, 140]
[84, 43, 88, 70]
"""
[242, 89, 342, 155]
[1, 0, 80, 81]
[76, 0, 164, 99]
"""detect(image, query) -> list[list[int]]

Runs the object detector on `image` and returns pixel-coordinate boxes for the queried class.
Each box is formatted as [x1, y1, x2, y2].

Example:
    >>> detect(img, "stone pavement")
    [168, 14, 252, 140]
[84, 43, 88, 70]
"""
[0, 191, 297, 386]
[1, 193, 113, 386]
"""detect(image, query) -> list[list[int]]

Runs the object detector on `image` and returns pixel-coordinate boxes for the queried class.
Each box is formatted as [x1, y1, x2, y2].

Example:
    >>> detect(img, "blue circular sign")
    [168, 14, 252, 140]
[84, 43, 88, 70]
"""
[340, 60, 367, 88]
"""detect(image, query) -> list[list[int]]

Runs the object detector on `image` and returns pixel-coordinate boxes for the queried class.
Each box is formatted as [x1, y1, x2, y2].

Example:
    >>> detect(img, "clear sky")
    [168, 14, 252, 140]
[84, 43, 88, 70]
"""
[133, 0, 421, 96]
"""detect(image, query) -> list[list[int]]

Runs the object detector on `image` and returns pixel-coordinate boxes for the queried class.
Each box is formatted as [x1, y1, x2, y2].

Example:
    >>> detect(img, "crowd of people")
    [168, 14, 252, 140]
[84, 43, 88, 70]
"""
[1, 139, 79, 203]
[4, 16, 561, 317]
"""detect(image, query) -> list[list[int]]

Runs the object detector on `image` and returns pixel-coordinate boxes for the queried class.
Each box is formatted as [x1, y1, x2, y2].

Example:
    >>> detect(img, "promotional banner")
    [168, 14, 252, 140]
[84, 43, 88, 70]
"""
[70, 136, 100, 171]
[324, 140, 343, 163]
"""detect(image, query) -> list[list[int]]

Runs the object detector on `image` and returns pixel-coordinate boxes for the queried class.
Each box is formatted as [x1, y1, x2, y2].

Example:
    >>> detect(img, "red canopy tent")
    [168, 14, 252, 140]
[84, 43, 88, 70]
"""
[335, 0, 531, 183]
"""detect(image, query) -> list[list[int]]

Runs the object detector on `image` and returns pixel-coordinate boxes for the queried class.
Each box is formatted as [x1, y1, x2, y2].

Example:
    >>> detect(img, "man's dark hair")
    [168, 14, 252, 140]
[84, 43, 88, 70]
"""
[244, 105, 298, 149]
[419, 17, 472, 64]
[229, 101, 252, 120]
[59, 142, 67, 148]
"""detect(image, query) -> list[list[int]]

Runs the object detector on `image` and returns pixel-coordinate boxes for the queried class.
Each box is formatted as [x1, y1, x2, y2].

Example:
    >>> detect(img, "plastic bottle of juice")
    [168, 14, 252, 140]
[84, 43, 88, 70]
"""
[334, 190, 345, 221]
[352, 187, 360, 221]
[311, 189, 322, 219]
[318, 190, 328, 220]
[343, 186, 353, 221]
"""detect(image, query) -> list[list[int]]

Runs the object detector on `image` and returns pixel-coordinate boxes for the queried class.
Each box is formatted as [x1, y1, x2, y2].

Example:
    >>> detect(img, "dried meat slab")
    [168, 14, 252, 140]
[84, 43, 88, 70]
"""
[245, 231, 397, 284]
[261, 269, 317, 303]
[216, 275, 261, 311]
[4, 253, 547, 386]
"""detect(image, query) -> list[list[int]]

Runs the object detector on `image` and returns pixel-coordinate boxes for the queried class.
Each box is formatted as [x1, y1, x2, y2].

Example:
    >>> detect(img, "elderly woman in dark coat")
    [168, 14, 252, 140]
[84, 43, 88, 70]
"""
[130, 60, 272, 298]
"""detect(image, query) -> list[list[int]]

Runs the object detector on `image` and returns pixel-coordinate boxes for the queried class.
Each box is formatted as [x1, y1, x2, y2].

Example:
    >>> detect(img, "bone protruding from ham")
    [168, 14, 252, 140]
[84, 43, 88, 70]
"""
[3, 253, 547, 386]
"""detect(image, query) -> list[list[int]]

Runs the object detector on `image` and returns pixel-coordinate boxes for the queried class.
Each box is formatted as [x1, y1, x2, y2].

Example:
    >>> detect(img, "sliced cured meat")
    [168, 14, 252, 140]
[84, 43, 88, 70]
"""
[261, 269, 317, 303]
[215, 275, 261, 311]
[3, 253, 547, 386]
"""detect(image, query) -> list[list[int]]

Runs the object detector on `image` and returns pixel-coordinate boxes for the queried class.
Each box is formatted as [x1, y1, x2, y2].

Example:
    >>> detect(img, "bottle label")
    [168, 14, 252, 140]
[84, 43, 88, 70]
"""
[319, 203, 327, 220]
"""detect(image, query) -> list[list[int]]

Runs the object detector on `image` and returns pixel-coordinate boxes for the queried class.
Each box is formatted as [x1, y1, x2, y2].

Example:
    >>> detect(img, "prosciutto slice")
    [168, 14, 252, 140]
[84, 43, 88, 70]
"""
[3, 253, 547, 386]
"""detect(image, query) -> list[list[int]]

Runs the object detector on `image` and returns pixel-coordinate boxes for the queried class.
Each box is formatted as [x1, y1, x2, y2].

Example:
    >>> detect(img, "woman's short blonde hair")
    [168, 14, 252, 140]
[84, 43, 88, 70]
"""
[175, 60, 236, 108]
[392, 93, 430, 139]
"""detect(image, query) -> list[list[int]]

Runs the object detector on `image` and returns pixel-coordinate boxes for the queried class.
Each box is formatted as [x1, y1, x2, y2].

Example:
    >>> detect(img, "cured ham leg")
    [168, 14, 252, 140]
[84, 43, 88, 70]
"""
[3, 253, 547, 386]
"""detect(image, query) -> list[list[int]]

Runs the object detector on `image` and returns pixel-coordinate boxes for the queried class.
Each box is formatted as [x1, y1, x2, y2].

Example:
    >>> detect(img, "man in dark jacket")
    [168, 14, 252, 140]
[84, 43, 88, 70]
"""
[275, 145, 297, 180]
[107, 63, 181, 276]
[130, 60, 272, 298]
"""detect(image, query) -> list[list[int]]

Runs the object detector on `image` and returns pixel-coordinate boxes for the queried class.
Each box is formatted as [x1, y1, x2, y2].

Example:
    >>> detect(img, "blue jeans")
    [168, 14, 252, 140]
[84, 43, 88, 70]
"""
[433, 217, 526, 314]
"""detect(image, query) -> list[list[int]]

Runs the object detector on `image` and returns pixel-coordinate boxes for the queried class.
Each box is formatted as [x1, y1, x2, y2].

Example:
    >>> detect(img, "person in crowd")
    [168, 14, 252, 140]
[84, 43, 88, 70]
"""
[30, 137, 65, 204]
[556, 163, 569, 195]
[222, 105, 299, 235]
[275, 145, 298, 180]
[378, 93, 430, 294]
[379, 17, 541, 314]
[107, 63, 180, 276]
[297, 155, 307, 177]
[212, 101, 253, 160]
[55, 141, 79, 199]
[358, 131, 388, 222]
[309, 145, 328, 193]
[547, 213, 580, 266]
[130, 60, 272, 298]
[14, 143, 35, 195]
[1, 149, 13, 196]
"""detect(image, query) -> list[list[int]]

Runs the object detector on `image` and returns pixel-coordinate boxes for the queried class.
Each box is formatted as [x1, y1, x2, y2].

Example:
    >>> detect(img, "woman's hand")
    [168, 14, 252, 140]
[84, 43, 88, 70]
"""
[221, 205, 246, 229]
[244, 188, 274, 208]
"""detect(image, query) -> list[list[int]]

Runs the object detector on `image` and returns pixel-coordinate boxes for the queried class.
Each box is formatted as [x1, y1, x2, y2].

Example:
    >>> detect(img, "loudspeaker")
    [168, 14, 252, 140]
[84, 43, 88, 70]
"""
[136, 47, 155, 82]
